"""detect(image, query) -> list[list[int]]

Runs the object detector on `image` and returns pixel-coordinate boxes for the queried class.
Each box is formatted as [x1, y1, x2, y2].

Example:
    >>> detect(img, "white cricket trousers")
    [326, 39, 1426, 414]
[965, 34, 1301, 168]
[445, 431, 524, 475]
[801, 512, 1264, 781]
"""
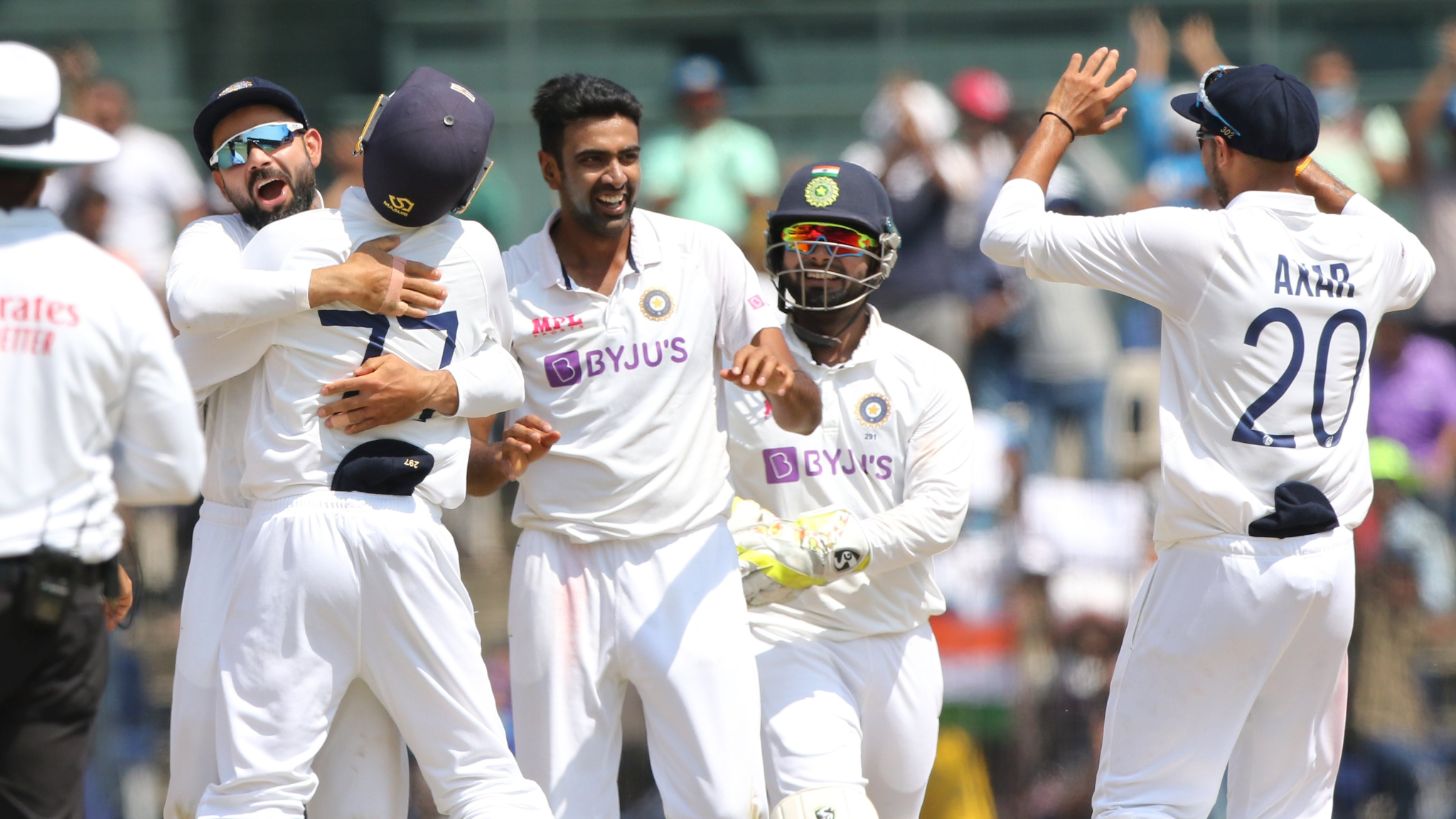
[508, 522, 768, 819]
[1092, 528, 1355, 819]
[752, 623, 943, 819]
[196, 491, 551, 819]
[166, 500, 407, 819]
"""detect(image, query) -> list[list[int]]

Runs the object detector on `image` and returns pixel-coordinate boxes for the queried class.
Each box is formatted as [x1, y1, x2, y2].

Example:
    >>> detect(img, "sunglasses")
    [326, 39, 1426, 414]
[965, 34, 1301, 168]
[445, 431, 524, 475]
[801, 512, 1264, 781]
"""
[209, 121, 304, 170]
[781, 222, 876, 257]
[1195, 65, 1242, 138]
[355, 93, 494, 215]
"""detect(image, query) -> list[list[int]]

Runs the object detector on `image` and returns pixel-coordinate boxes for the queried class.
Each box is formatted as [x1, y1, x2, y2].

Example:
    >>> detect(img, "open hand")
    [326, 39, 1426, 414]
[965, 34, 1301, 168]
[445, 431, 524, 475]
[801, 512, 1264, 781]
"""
[499, 415, 561, 480]
[1043, 47, 1138, 138]
[721, 344, 795, 396]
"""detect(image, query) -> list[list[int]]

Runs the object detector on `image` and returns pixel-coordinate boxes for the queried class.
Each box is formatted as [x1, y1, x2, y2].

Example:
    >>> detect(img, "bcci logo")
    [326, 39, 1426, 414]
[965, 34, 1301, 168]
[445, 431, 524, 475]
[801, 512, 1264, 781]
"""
[640, 288, 674, 321]
[804, 176, 839, 208]
[857, 393, 890, 427]
[816, 809, 836, 819]
[383, 195, 415, 218]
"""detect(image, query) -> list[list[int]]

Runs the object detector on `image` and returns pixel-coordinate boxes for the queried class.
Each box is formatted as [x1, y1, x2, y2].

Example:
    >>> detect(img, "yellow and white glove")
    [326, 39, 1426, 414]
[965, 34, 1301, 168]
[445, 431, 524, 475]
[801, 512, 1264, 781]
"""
[729, 498, 869, 607]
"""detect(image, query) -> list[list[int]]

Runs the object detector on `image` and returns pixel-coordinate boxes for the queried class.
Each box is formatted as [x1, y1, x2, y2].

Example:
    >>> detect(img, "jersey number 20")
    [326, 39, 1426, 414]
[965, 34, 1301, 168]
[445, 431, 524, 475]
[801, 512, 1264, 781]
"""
[319, 309, 459, 421]
[1234, 307, 1367, 449]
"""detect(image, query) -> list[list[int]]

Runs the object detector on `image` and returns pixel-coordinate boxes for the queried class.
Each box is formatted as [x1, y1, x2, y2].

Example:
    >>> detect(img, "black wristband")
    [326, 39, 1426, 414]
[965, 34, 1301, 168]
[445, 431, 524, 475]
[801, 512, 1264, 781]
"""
[1040, 110, 1076, 141]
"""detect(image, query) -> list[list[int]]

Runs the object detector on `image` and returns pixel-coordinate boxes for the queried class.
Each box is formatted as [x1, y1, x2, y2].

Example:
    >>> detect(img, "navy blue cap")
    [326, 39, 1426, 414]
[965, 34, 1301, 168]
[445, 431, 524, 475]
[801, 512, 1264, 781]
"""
[331, 438, 434, 496]
[767, 161, 895, 238]
[1170, 64, 1319, 162]
[192, 77, 309, 164]
[360, 67, 494, 228]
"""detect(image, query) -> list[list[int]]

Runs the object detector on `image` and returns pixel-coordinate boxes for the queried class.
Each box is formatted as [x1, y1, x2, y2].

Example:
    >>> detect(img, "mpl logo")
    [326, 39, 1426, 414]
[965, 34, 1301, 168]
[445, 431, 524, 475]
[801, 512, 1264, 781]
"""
[543, 337, 689, 388]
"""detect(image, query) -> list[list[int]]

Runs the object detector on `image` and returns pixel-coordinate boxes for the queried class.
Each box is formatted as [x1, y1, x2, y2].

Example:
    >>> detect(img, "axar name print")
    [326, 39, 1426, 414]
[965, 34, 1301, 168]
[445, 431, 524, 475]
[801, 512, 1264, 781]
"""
[1272, 255, 1354, 299]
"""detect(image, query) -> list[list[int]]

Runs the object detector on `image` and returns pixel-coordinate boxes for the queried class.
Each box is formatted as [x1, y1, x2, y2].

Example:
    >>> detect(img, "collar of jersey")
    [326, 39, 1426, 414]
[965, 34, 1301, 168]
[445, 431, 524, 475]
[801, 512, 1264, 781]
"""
[1224, 189, 1320, 214]
[534, 207, 663, 290]
[0, 207, 63, 236]
[787, 304, 888, 369]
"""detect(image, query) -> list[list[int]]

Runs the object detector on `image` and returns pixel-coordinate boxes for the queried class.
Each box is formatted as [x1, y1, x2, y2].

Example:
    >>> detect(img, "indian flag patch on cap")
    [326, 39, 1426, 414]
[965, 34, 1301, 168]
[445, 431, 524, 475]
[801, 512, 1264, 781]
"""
[810, 164, 840, 177]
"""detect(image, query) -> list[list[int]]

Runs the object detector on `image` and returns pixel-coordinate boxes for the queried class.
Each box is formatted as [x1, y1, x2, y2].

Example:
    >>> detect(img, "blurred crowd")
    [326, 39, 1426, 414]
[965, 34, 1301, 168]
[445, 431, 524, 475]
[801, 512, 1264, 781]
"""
[39, 11, 1456, 819]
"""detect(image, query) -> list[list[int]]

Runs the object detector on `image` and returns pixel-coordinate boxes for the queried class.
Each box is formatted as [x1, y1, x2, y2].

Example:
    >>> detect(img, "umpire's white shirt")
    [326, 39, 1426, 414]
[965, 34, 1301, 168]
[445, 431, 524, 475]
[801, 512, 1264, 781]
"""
[178, 187, 520, 510]
[503, 208, 777, 543]
[727, 308, 974, 640]
[982, 179, 1435, 546]
[0, 208, 204, 561]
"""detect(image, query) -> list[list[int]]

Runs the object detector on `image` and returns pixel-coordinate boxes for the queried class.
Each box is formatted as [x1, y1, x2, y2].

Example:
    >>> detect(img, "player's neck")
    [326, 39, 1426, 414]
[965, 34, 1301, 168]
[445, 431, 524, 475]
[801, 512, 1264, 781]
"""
[794, 308, 870, 367]
[551, 217, 631, 295]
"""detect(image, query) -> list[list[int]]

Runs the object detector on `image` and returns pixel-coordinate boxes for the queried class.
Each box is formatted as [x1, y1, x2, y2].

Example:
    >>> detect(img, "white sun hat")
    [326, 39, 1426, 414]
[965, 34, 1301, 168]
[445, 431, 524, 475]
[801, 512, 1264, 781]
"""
[0, 42, 118, 168]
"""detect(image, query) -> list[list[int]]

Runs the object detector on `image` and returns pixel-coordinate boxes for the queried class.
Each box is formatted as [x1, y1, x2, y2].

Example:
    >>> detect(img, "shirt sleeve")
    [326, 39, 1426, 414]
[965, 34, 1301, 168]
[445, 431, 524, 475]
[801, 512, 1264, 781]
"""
[707, 227, 778, 352]
[1340, 194, 1436, 313]
[113, 281, 206, 505]
[165, 218, 312, 334]
[444, 341, 524, 418]
[444, 222, 524, 418]
[980, 177, 1222, 321]
[859, 356, 975, 576]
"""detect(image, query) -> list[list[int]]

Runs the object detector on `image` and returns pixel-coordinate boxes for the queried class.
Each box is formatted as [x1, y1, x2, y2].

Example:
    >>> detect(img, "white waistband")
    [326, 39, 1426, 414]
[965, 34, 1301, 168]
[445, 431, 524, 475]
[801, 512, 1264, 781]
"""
[1163, 526, 1354, 557]
[249, 489, 443, 524]
[199, 499, 250, 528]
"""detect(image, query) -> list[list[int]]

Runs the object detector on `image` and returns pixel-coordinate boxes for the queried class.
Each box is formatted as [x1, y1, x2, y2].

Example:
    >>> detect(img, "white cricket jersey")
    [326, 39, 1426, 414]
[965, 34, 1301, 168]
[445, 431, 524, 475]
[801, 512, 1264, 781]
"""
[166, 213, 312, 334]
[727, 308, 975, 639]
[982, 179, 1435, 546]
[0, 208, 204, 561]
[210, 188, 519, 509]
[169, 205, 519, 509]
[166, 215, 263, 509]
[503, 208, 778, 542]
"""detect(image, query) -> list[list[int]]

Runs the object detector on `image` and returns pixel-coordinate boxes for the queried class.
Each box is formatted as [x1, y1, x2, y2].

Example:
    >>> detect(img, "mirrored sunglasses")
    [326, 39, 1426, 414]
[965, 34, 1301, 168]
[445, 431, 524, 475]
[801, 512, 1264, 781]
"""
[209, 121, 305, 170]
[1195, 64, 1242, 138]
[781, 222, 876, 256]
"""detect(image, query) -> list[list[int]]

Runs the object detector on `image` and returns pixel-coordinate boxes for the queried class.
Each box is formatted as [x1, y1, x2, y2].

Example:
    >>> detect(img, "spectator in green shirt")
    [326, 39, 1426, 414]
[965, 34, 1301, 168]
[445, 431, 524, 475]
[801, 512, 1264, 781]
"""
[643, 54, 779, 258]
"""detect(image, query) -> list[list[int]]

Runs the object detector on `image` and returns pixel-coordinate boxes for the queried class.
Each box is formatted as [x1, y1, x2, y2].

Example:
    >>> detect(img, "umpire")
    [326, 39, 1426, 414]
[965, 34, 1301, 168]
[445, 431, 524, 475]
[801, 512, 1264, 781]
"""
[0, 42, 205, 817]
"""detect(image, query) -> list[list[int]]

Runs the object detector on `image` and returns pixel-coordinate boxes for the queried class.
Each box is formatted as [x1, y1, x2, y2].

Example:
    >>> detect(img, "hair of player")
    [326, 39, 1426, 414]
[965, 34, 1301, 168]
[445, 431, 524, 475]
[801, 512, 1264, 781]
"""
[0, 168, 46, 210]
[531, 73, 643, 160]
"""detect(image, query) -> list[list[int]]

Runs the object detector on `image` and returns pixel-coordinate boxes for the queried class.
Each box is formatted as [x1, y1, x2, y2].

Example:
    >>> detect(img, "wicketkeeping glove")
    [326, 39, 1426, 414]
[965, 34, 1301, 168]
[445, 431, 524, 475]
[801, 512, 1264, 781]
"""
[729, 498, 870, 607]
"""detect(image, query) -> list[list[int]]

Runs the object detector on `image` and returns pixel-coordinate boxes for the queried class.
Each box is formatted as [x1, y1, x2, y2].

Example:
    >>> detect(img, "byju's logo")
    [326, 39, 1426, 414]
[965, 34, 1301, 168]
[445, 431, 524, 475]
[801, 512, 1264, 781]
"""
[761, 446, 894, 483]
[763, 447, 800, 484]
[543, 337, 689, 388]
[545, 350, 582, 387]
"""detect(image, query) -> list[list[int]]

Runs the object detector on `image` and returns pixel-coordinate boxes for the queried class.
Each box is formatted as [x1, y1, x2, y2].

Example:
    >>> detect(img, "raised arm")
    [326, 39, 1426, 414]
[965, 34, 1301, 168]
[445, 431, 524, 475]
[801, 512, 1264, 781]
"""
[167, 222, 446, 334]
[723, 327, 821, 435]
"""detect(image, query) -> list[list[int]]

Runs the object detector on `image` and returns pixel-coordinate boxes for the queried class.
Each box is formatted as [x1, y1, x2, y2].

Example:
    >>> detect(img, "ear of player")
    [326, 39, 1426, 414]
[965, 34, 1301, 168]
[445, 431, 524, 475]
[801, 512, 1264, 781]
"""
[728, 497, 869, 607]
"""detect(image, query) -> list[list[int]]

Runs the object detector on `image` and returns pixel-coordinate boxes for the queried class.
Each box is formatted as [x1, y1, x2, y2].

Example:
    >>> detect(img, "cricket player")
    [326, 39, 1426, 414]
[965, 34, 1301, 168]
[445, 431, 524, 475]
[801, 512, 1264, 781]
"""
[165, 75, 526, 819]
[181, 67, 549, 818]
[0, 41, 204, 817]
[472, 74, 820, 819]
[979, 51, 1435, 817]
[724, 161, 974, 819]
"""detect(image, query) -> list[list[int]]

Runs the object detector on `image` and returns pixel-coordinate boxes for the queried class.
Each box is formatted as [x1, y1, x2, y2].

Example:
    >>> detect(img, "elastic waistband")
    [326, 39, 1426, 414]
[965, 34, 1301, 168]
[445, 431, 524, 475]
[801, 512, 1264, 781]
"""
[251, 489, 442, 524]
[1165, 526, 1354, 558]
[520, 518, 726, 549]
[199, 500, 250, 528]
